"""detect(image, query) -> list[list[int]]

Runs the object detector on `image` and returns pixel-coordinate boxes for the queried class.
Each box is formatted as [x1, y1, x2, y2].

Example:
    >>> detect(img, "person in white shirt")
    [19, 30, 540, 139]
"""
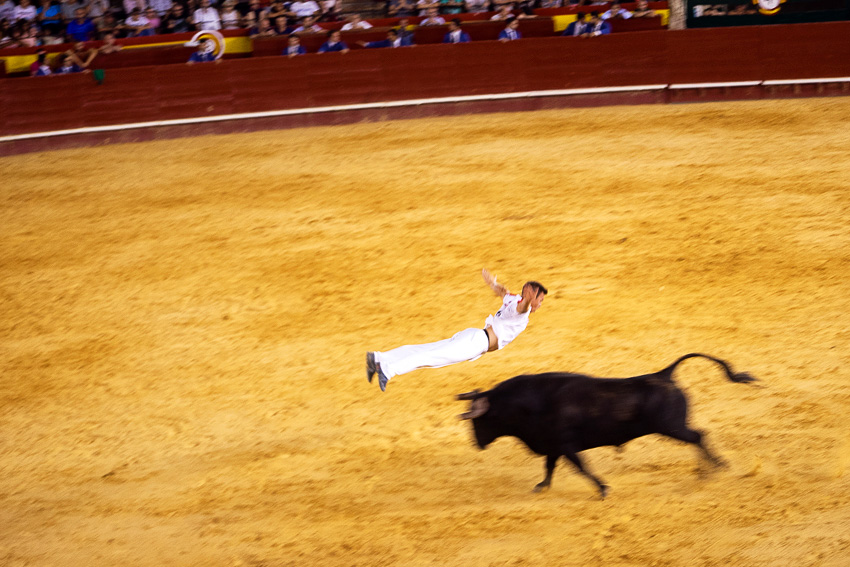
[219, 0, 240, 28]
[193, 0, 221, 30]
[292, 15, 323, 32]
[123, 0, 145, 18]
[419, 6, 444, 25]
[340, 13, 371, 30]
[0, 0, 16, 23]
[366, 269, 548, 391]
[148, 0, 173, 17]
[13, 0, 38, 22]
[490, 4, 513, 20]
[601, 1, 632, 19]
[288, 0, 320, 17]
[124, 8, 151, 35]
[415, 0, 437, 15]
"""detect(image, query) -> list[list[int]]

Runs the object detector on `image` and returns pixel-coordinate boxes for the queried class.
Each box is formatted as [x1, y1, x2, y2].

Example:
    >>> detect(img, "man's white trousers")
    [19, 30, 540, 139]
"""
[376, 328, 490, 381]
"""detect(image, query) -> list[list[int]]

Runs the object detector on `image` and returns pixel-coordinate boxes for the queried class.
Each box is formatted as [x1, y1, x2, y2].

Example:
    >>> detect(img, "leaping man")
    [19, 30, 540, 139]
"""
[366, 269, 548, 391]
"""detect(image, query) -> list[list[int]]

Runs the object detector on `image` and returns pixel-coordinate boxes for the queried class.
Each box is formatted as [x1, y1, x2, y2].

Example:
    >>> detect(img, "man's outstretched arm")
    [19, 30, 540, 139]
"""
[482, 269, 509, 298]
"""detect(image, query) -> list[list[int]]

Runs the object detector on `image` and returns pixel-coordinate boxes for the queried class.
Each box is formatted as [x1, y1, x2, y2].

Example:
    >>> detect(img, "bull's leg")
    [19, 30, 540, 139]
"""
[562, 450, 609, 499]
[662, 427, 727, 469]
[533, 454, 558, 493]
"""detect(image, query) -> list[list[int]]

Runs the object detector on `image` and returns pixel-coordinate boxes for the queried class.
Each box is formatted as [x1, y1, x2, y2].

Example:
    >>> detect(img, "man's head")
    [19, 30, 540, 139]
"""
[386, 28, 398, 40]
[200, 0, 210, 8]
[448, 18, 461, 31]
[426, 6, 438, 16]
[288, 33, 300, 45]
[398, 17, 409, 27]
[575, 11, 585, 20]
[74, 7, 85, 20]
[328, 29, 340, 41]
[349, 13, 361, 22]
[506, 17, 519, 29]
[522, 281, 548, 312]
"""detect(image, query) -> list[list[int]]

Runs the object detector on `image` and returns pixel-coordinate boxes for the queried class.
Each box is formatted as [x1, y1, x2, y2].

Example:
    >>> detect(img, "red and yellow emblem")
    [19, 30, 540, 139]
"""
[753, 0, 785, 15]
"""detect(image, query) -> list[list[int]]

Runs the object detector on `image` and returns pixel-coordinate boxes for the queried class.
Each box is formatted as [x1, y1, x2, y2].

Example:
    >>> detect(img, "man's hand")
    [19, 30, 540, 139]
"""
[482, 269, 508, 298]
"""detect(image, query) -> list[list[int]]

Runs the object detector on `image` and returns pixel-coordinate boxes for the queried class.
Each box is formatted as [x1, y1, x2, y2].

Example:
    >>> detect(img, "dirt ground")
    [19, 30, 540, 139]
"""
[2, 97, 850, 567]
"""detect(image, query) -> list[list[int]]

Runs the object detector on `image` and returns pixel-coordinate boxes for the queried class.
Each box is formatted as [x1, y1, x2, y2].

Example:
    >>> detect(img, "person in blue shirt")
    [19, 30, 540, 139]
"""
[318, 29, 349, 53]
[30, 50, 53, 76]
[358, 28, 413, 48]
[587, 11, 611, 36]
[36, 0, 62, 35]
[65, 7, 95, 42]
[55, 53, 83, 73]
[187, 40, 217, 63]
[562, 12, 589, 37]
[395, 17, 415, 44]
[498, 17, 521, 42]
[443, 18, 470, 43]
[283, 34, 307, 57]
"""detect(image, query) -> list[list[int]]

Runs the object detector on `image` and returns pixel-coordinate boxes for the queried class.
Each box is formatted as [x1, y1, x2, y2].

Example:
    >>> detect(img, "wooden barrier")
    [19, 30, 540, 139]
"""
[2, 21, 850, 138]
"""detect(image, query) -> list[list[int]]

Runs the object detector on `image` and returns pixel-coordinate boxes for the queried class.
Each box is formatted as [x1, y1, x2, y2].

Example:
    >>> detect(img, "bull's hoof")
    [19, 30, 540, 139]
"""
[532, 482, 550, 493]
[598, 485, 610, 499]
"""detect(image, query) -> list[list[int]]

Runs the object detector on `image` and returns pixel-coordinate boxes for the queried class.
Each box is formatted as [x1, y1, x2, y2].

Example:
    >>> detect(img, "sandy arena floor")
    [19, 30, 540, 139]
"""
[1, 97, 850, 567]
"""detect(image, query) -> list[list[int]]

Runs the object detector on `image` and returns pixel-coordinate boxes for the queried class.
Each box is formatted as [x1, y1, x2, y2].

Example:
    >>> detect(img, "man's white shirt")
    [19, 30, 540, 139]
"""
[484, 294, 531, 350]
[193, 7, 221, 29]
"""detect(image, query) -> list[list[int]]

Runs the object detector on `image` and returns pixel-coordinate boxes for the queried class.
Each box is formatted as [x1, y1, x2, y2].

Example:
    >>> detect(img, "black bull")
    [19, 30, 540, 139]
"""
[456, 353, 756, 498]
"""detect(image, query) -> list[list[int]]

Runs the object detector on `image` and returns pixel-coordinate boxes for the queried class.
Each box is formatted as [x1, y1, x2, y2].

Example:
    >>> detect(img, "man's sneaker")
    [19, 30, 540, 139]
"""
[376, 364, 389, 392]
[366, 352, 376, 383]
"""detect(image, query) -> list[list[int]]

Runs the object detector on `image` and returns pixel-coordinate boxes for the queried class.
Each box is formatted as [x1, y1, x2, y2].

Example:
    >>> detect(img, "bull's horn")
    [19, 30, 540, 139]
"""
[456, 389, 481, 401]
[458, 397, 489, 420]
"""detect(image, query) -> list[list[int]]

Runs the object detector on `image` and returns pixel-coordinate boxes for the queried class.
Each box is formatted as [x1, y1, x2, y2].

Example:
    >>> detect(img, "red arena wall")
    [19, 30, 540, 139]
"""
[2, 20, 850, 154]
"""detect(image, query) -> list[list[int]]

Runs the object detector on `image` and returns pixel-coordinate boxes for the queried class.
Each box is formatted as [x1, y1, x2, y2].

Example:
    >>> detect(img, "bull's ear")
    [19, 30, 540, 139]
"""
[456, 389, 481, 401]
[458, 397, 489, 420]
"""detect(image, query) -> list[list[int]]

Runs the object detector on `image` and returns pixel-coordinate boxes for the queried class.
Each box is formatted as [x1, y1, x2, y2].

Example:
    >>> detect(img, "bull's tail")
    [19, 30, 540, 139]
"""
[660, 353, 757, 383]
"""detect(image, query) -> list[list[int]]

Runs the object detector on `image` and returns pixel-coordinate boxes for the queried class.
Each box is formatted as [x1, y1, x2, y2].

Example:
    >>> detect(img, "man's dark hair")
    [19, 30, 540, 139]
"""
[387, 28, 398, 36]
[326, 29, 336, 36]
[576, 11, 585, 18]
[525, 281, 548, 295]
[452, 17, 462, 25]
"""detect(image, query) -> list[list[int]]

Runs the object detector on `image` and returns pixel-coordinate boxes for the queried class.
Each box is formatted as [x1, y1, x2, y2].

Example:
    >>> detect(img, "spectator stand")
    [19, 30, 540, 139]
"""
[539, 2, 670, 31]
[0, 29, 252, 77]
[0, 2, 669, 76]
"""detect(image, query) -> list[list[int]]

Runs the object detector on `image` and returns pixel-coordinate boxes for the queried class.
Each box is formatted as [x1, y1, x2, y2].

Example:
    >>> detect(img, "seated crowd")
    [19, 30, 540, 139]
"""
[0, 0, 657, 48]
[0, 0, 660, 73]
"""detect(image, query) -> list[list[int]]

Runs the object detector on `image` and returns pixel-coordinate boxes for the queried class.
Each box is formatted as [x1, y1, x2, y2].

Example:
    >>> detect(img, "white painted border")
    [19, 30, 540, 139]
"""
[2, 77, 849, 144]
[0, 85, 668, 143]
[763, 77, 850, 85]
[667, 81, 762, 89]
